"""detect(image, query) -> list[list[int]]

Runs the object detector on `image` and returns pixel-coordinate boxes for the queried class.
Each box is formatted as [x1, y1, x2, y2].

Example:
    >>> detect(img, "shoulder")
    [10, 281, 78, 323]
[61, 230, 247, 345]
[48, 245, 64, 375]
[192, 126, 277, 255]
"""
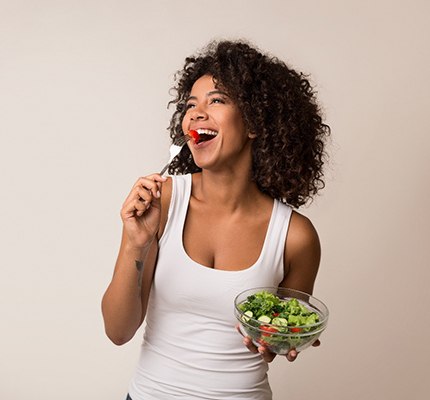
[287, 211, 320, 253]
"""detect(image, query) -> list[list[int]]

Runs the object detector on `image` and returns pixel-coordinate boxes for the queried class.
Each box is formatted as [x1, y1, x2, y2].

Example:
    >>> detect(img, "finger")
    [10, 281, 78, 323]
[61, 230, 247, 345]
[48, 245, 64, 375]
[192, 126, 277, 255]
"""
[123, 187, 148, 208]
[286, 349, 299, 362]
[235, 325, 259, 354]
[123, 184, 155, 212]
[125, 175, 167, 212]
[243, 336, 259, 354]
[235, 324, 245, 337]
[133, 175, 166, 197]
[256, 345, 276, 363]
[133, 174, 167, 186]
[121, 198, 149, 219]
[133, 198, 149, 214]
[134, 186, 153, 203]
[136, 181, 160, 199]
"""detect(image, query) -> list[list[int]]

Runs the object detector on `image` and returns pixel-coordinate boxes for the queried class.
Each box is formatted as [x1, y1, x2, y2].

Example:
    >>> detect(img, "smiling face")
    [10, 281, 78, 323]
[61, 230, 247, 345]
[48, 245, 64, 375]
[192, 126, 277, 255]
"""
[181, 75, 253, 171]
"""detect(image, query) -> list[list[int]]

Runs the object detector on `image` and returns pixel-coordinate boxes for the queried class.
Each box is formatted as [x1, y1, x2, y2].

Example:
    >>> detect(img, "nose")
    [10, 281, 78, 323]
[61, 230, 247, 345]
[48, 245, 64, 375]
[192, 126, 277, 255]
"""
[190, 104, 208, 121]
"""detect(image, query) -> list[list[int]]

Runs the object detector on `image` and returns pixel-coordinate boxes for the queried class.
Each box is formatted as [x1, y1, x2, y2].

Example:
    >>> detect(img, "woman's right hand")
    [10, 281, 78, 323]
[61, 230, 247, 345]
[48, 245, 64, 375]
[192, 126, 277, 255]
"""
[120, 174, 167, 250]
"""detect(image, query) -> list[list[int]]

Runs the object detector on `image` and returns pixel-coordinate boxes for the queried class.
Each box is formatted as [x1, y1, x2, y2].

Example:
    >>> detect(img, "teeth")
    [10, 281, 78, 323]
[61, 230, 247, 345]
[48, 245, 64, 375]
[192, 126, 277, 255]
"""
[196, 129, 218, 136]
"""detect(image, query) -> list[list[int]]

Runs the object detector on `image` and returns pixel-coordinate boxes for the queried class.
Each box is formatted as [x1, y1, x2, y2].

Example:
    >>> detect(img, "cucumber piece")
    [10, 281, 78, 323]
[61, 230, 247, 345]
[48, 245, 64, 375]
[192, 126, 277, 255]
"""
[241, 310, 254, 322]
[272, 317, 288, 326]
[257, 315, 272, 324]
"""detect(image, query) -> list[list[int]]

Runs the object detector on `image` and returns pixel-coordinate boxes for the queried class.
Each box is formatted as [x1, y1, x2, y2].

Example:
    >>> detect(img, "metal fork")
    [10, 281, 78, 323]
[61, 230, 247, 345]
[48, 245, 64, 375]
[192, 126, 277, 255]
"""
[159, 135, 191, 175]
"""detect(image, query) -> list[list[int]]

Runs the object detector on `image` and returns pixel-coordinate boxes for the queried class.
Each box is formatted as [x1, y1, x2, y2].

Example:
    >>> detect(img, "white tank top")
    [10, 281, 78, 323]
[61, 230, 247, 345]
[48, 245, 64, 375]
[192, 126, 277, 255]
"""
[129, 174, 292, 400]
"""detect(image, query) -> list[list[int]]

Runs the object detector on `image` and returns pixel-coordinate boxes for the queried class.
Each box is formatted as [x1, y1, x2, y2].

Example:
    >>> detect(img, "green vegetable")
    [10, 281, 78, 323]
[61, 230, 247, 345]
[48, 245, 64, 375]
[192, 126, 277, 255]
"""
[271, 317, 288, 326]
[238, 290, 321, 353]
[239, 290, 319, 327]
[257, 315, 272, 323]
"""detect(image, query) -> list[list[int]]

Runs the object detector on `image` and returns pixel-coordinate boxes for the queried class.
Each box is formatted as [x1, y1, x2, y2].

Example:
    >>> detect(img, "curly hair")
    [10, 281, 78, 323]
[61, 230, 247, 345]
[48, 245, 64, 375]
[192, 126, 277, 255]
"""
[167, 39, 330, 208]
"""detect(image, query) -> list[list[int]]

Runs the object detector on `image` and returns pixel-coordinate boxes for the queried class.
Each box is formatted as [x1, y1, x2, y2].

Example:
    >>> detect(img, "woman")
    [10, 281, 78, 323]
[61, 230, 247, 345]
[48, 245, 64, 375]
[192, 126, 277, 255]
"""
[102, 40, 330, 400]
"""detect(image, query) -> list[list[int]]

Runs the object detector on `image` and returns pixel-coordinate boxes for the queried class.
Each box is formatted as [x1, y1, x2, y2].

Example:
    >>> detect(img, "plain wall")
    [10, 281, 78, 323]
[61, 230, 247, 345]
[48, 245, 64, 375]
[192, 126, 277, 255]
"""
[1, 1, 429, 399]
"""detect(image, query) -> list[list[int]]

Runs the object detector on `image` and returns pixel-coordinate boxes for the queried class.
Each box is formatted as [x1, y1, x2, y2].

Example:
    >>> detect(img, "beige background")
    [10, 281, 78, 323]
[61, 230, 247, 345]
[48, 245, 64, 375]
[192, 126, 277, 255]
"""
[1, 1, 429, 399]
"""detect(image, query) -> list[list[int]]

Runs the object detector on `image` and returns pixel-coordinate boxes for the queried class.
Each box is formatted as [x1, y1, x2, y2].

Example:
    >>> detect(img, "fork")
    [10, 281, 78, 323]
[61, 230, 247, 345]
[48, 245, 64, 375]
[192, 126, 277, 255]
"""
[159, 135, 191, 175]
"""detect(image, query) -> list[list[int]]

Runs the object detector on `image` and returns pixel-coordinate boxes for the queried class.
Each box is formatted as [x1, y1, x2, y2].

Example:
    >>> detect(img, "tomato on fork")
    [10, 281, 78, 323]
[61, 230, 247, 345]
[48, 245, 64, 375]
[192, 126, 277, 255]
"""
[189, 130, 201, 143]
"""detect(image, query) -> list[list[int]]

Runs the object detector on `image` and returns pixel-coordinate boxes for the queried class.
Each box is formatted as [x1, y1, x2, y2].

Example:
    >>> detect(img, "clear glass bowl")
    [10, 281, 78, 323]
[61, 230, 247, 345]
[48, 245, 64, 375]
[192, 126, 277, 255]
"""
[234, 287, 329, 355]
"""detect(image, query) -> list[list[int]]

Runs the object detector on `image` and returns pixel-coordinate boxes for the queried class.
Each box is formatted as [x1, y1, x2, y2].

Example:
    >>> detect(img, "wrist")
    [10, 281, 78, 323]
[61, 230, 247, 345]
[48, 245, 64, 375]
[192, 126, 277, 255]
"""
[122, 240, 153, 261]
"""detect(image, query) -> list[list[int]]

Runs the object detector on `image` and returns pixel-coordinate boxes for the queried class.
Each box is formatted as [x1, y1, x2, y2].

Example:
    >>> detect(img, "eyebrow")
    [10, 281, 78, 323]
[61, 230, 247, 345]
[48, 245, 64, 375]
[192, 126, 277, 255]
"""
[186, 90, 230, 102]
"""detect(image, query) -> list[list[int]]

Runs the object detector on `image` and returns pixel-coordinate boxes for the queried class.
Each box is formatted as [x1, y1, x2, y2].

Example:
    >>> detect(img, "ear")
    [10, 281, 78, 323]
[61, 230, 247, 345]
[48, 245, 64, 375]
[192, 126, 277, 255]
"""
[248, 132, 257, 139]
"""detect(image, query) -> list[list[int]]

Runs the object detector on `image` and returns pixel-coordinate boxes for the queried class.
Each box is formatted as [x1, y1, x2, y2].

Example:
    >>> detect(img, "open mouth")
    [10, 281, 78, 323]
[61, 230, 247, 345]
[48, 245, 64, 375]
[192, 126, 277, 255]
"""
[195, 129, 218, 143]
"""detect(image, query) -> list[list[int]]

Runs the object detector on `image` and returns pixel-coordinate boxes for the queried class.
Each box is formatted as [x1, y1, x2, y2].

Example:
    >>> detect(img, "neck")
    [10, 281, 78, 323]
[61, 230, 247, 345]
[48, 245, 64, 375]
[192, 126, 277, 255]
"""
[192, 169, 265, 212]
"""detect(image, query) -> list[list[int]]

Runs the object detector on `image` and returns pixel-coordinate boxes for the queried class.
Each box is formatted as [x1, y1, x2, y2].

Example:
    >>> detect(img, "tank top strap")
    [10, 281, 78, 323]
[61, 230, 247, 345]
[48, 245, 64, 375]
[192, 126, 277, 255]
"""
[159, 174, 192, 246]
[257, 200, 293, 271]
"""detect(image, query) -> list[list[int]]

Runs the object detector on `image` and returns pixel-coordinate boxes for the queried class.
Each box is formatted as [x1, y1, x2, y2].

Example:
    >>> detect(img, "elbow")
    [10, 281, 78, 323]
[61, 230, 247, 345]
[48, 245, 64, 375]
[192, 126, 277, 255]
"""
[101, 298, 142, 346]
[111, 337, 130, 346]
[105, 330, 133, 346]
[103, 317, 136, 345]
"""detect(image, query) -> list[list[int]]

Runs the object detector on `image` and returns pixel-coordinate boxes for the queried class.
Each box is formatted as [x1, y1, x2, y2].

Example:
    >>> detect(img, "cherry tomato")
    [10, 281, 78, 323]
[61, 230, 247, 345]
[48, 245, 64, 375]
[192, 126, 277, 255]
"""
[189, 130, 200, 143]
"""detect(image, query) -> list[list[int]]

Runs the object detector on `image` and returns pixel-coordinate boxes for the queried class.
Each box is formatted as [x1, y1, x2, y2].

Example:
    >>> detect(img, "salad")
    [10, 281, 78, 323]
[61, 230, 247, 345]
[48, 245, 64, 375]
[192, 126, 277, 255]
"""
[236, 290, 322, 353]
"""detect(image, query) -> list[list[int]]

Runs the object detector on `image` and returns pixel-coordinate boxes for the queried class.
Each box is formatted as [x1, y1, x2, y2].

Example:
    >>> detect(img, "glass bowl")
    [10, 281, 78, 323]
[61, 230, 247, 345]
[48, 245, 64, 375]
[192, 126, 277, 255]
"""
[234, 287, 329, 355]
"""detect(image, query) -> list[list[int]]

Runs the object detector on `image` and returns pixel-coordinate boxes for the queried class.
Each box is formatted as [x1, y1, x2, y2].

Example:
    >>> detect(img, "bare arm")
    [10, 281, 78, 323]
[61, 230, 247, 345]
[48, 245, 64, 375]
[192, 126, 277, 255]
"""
[241, 210, 321, 362]
[101, 235, 158, 345]
[280, 210, 321, 294]
[101, 174, 168, 345]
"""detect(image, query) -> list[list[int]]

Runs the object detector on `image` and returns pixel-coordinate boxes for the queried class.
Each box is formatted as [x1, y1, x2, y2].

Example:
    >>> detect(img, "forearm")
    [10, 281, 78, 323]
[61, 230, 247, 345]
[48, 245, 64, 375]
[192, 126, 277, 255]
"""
[101, 240, 151, 345]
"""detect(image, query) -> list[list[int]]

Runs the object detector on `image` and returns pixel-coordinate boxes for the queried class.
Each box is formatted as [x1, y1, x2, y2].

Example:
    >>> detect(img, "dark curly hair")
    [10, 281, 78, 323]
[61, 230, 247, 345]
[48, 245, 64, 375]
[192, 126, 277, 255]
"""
[167, 39, 330, 208]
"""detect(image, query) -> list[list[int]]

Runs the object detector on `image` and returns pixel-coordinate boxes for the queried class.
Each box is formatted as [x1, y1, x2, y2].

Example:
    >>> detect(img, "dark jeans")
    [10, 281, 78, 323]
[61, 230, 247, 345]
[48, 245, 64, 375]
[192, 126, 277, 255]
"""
[126, 395, 132, 400]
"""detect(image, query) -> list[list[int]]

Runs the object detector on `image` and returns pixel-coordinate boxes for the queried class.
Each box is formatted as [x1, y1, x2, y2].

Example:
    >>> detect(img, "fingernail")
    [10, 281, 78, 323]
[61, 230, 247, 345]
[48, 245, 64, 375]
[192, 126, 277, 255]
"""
[156, 190, 161, 198]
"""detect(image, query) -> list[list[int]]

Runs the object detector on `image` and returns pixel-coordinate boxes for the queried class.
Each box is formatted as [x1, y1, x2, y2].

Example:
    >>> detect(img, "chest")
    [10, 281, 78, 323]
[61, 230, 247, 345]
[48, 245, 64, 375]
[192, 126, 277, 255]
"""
[182, 202, 273, 270]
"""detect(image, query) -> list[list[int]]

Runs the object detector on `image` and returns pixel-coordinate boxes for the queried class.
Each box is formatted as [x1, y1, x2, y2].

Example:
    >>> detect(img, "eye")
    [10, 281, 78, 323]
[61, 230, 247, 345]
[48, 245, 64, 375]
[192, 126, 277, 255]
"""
[185, 102, 196, 110]
[210, 97, 226, 105]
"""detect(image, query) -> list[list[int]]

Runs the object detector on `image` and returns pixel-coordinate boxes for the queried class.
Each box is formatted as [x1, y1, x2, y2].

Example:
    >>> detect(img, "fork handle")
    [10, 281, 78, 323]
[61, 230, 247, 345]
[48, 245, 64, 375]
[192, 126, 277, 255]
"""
[159, 163, 169, 176]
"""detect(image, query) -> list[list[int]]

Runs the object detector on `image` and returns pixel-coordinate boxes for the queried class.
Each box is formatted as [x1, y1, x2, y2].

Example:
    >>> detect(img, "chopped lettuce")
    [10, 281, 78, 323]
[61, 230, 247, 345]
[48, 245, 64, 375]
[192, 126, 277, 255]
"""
[238, 290, 320, 329]
[237, 290, 324, 354]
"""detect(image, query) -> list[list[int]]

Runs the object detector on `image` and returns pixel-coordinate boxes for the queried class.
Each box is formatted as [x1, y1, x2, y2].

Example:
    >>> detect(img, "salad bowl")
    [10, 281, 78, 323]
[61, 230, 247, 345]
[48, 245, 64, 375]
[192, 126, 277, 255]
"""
[234, 287, 329, 355]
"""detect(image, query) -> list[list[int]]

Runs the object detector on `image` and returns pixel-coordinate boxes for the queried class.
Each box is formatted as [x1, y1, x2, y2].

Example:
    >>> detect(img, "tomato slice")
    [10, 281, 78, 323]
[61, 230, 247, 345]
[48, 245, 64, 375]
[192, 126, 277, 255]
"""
[290, 327, 302, 333]
[260, 325, 278, 336]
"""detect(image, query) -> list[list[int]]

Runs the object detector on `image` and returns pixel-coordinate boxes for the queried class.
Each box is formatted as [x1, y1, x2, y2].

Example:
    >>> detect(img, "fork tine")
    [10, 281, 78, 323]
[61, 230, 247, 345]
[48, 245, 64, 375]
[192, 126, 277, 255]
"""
[174, 135, 190, 146]
[159, 135, 190, 175]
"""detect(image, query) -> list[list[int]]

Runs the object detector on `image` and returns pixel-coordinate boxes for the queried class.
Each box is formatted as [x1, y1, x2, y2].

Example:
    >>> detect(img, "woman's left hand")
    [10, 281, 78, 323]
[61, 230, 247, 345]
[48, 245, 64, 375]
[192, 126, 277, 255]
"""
[236, 324, 320, 363]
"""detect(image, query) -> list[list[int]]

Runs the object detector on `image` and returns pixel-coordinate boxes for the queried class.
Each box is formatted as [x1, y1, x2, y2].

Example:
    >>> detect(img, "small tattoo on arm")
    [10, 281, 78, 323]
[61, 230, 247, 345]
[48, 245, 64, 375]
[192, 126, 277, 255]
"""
[135, 260, 144, 293]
